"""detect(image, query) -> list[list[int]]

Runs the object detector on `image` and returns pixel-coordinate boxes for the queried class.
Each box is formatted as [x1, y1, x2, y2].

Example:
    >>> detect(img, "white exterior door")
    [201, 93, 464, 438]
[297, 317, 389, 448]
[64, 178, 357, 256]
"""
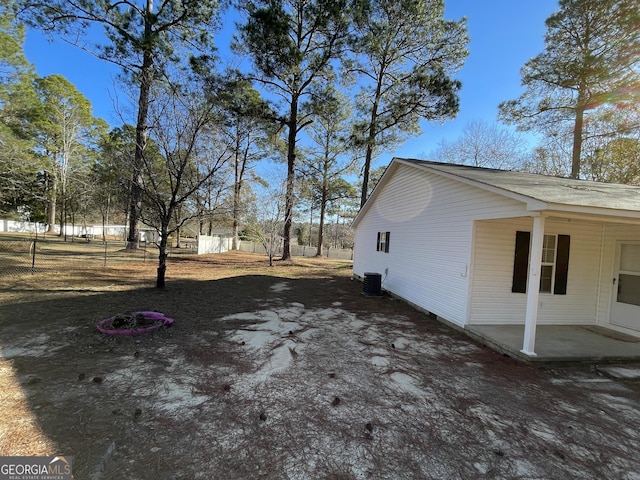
[611, 242, 640, 332]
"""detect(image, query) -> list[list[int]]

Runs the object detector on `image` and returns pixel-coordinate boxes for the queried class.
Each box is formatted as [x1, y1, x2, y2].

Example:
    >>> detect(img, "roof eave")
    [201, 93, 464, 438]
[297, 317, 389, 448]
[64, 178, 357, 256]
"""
[353, 158, 640, 228]
[539, 203, 640, 224]
[394, 158, 549, 210]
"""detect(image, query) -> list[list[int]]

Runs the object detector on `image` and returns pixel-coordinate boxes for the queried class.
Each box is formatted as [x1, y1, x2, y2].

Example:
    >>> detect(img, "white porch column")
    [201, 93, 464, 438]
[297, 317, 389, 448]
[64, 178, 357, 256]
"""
[521, 214, 546, 356]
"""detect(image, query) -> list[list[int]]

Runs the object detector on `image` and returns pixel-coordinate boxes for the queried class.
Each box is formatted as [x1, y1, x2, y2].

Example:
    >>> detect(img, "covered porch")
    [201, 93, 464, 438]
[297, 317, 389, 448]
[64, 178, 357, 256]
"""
[466, 324, 640, 363]
[475, 208, 640, 360]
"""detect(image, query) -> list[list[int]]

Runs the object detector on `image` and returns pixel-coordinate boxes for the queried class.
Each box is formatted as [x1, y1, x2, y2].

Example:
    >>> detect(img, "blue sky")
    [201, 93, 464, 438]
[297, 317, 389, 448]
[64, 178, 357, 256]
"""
[22, 0, 559, 170]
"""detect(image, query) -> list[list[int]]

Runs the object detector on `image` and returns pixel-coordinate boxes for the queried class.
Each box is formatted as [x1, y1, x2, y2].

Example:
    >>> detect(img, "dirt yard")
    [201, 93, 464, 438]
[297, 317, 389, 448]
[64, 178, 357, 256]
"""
[1, 251, 639, 479]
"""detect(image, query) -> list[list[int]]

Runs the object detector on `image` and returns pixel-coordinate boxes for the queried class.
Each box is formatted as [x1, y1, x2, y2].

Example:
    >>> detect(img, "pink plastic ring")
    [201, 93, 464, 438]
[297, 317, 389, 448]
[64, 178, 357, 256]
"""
[96, 311, 174, 336]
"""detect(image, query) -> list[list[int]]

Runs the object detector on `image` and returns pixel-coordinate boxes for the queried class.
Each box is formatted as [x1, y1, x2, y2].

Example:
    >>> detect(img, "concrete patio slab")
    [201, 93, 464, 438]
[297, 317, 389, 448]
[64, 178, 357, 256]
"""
[464, 324, 640, 363]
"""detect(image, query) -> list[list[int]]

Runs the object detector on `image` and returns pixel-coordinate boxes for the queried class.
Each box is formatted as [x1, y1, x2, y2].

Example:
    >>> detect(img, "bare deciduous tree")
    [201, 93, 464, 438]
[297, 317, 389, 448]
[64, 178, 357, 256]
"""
[429, 120, 529, 170]
[244, 178, 288, 267]
[139, 76, 229, 288]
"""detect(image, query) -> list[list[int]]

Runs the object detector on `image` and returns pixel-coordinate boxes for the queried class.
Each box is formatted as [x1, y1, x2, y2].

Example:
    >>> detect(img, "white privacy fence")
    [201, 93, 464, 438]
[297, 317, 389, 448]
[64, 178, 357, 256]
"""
[0, 219, 128, 239]
[0, 219, 48, 233]
[197, 234, 233, 254]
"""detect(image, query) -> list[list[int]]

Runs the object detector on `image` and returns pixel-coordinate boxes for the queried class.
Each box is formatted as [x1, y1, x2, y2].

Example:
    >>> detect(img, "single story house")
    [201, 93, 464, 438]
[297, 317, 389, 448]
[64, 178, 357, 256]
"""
[352, 158, 640, 358]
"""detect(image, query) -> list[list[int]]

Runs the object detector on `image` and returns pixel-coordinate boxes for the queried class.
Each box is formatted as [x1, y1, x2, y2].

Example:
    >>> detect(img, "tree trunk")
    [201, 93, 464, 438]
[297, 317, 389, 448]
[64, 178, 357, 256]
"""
[232, 217, 239, 250]
[308, 206, 313, 247]
[570, 104, 585, 179]
[59, 188, 66, 240]
[127, 0, 155, 250]
[156, 229, 168, 289]
[360, 86, 382, 207]
[156, 262, 166, 289]
[70, 209, 75, 242]
[102, 194, 110, 243]
[360, 144, 373, 208]
[232, 170, 241, 250]
[232, 130, 243, 251]
[316, 181, 327, 257]
[282, 95, 299, 261]
[46, 170, 57, 233]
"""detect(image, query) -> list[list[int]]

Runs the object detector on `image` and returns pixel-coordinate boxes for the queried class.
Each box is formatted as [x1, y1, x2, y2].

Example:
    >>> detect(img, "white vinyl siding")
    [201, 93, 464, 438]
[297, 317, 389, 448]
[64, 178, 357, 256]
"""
[353, 164, 526, 326]
[469, 218, 603, 325]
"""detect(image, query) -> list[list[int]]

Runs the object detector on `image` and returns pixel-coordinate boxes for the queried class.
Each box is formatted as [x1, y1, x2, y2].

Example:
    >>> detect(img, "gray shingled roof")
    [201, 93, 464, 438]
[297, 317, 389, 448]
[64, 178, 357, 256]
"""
[398, 158, 640, 213]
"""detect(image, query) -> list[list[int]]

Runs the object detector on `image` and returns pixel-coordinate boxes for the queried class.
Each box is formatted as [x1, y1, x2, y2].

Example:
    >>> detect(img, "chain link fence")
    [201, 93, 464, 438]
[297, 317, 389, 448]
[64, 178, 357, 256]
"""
[0, 237, 159, 277]
[238, 241, 354, 260]
[0, 235, 352, 278]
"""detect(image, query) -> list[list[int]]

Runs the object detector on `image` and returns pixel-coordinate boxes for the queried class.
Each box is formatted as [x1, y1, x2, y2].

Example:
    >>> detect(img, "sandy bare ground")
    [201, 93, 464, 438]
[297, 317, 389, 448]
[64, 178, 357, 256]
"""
[0, 251, 639, 479]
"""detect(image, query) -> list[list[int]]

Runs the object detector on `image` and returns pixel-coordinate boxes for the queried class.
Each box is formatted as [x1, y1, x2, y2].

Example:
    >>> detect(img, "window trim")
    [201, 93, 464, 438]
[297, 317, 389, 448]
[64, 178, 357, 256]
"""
[512, 231, 570, 295]
[376, 231, 390, 253]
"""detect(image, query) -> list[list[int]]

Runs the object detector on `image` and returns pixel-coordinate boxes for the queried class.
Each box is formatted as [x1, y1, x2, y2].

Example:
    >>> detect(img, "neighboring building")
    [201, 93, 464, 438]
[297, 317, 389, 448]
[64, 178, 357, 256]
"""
[352, 158, 640, 357]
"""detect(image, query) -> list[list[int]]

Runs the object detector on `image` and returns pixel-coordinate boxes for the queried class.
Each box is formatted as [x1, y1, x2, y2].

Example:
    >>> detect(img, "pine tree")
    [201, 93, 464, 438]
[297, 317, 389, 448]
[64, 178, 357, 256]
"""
[499, 0, 640, 178]
[349, 0, 468, 206]
[235, 0, 352, 260]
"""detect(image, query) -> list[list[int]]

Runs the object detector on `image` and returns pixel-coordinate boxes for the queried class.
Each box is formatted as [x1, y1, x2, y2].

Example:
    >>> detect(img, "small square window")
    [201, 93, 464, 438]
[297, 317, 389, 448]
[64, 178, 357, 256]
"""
[376, 231, 390, 253]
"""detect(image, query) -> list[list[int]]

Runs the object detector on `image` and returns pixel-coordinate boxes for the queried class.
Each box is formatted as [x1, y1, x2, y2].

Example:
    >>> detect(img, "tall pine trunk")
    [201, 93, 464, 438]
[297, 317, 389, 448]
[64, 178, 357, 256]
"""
[127, 0, 154, 250]
[316, 176, 328, 257]
[570, 104, 585, 179]
[232, 139, 242, 250]
[46, 170, 57, 233]
[360, 78, 383, 208]
[282, 94, 299, 261]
